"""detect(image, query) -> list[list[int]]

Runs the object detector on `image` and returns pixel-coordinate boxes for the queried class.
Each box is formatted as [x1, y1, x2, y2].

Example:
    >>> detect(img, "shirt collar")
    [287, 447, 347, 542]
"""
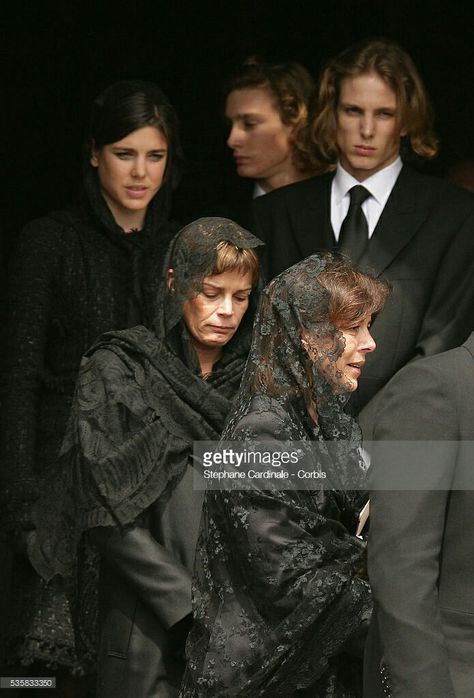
[333, 157, 403, 205]
[253, 182, 267, 199]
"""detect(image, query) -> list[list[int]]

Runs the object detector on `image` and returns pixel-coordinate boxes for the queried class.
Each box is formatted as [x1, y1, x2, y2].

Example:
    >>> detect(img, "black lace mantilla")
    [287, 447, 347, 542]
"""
[29, 217, 264, 670]
[182, 254, 371, 697]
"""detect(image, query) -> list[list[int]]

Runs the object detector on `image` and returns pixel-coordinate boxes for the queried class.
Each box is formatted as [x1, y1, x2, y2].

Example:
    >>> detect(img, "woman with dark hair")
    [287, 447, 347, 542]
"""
[182, 254, 389, 697]
[0, 80, 182, 679]
[30, 218, 263, 696]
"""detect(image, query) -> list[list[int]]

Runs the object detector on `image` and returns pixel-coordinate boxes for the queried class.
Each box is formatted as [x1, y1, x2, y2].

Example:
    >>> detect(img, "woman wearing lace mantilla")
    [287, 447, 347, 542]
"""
[29, 218, 263, 697]
[181, 254, 389, 697]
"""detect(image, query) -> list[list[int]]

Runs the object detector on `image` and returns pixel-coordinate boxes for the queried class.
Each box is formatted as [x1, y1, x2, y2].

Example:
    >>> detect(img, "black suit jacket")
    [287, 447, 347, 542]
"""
[252, 166, 474, 424]
[366, 333, 474, 697]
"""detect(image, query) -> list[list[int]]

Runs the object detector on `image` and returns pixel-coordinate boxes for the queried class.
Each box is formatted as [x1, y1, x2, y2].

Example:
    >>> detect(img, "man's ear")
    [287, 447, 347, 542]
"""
[167, 268, 175, 290]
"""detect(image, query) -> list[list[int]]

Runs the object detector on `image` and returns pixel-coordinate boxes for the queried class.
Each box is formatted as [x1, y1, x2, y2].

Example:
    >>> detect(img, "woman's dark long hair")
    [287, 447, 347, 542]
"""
[82, 80, 184, 205]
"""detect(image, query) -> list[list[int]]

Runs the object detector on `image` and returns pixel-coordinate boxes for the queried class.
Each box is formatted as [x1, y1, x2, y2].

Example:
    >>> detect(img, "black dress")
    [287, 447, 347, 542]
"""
[0, 176, 178, 669]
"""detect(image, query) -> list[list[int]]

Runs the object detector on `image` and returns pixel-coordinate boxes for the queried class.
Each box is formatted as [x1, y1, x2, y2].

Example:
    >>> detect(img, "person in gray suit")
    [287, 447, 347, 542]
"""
[366, 332, 474, 697]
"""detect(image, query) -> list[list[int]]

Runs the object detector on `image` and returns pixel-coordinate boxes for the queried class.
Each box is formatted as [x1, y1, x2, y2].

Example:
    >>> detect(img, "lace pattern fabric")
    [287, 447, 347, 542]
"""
[182, 254, 371, 697]
[29, 217, 264, 670]
[155, 216, 263, 341]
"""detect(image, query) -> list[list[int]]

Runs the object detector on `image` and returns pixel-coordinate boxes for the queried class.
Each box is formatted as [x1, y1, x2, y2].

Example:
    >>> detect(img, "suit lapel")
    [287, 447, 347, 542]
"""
[290, 174, 335, 260]
[359, 166, 431, 276]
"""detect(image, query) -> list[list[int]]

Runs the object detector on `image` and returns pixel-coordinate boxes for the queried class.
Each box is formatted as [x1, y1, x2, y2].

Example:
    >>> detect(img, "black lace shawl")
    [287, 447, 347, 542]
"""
[29, 217, 263, 669]
[182, 254, 371, 697]
[0, 158, 179, 669]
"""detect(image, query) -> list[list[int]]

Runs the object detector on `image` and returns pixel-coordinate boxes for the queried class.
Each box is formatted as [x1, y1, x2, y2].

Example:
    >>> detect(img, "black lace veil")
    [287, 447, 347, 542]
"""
[222, 252, 364, 489]
[29, 217, 263, 669]
[155, 217, 263, 372]
[182, 254, 373, 697]
[156, 216, 262, 337]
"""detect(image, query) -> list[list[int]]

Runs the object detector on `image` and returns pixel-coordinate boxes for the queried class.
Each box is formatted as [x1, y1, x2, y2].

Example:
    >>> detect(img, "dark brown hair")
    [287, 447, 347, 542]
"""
[84, 79, 184, 190]
[317, 256, 390, 328]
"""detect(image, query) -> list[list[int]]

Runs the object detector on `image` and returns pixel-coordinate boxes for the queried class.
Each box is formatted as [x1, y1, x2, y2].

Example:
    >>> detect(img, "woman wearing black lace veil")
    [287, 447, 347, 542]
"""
[182, 254, 389, 697]
[29, 218, 263, 696]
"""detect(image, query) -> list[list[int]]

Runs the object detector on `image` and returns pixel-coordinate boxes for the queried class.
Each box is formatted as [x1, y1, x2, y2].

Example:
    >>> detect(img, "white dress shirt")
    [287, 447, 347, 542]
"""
[253, 182, 267, 199]
[331, 158, 403, 240]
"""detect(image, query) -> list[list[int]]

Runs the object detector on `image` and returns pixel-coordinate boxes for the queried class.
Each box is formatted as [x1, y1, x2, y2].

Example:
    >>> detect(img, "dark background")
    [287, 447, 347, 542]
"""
[3, 0, 474, 260]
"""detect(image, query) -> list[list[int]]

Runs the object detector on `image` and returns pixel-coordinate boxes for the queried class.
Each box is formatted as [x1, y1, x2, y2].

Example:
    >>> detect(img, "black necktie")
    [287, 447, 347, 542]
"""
[337, 185, 370, 263]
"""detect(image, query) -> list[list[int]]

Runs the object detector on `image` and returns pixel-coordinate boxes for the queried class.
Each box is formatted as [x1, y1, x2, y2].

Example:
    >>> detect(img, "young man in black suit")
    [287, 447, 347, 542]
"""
[366, 332, 474, 697]
[252, 39, 474, 428]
